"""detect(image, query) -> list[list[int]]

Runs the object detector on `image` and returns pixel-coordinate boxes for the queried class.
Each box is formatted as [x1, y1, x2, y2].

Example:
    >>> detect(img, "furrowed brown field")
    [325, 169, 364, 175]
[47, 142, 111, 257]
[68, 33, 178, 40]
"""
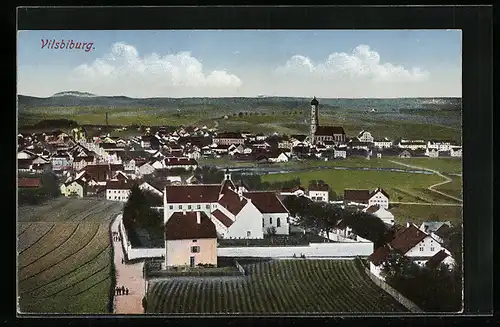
[17, 198, 123, 314]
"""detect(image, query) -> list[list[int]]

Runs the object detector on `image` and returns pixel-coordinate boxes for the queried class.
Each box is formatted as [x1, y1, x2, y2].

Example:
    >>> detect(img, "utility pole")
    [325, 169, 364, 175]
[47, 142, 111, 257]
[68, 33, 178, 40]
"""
[105, 112, 109, 126]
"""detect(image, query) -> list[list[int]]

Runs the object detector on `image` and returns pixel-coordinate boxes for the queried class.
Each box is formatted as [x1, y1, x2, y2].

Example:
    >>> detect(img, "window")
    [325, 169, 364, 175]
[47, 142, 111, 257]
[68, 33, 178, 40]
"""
[277, 218, 281, 228]
[179, 205, 183, 209]
[430, 247, 435, 251]
[262, 218, 264, 227]
[188, 205, 192, 210]
[169, 205, 173, 210]
[247, 231, 251, 237]
[269, 217, 272, 224]
[197, 205, 201, 209]
[191, 246, 200, 253]
[419, 247, 424, 251]
[193, 240, 197, 243]
[206, 205, 210, 209]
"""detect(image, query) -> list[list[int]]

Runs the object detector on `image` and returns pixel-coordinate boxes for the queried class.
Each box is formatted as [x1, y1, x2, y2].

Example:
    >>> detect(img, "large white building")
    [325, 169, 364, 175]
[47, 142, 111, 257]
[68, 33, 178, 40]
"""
[106, 179, 132, 202]
[163, 171, 290, 239]
[343, 188, 390, 209]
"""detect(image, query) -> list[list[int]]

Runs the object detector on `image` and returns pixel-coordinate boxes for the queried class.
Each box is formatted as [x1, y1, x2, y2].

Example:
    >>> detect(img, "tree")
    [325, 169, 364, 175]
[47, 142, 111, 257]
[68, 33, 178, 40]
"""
[238, 112, 244, 117]
[328, 189, 337, 201]
[266, 226, 277, 235]
[343, 210, 392, 247]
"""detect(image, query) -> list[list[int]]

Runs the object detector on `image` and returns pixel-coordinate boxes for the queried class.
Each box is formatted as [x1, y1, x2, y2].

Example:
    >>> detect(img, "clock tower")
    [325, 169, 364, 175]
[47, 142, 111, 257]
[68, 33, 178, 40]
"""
[310, 97, 319, 144]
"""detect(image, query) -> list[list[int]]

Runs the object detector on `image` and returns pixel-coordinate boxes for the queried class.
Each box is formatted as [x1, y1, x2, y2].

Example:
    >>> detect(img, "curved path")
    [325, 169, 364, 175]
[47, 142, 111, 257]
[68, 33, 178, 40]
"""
[388, 160, 463, 203]
[110, 215, 146, 314]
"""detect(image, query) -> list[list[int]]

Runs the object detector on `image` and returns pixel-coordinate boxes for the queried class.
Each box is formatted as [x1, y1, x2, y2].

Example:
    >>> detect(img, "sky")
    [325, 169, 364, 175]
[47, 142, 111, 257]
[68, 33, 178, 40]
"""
[17, 30, 462, 98]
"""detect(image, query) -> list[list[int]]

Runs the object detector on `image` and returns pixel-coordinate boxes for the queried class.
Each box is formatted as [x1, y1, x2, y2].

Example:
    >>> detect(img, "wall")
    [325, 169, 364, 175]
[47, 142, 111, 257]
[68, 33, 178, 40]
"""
[363, 266, 423, 313]
[217, 242, 373, 258]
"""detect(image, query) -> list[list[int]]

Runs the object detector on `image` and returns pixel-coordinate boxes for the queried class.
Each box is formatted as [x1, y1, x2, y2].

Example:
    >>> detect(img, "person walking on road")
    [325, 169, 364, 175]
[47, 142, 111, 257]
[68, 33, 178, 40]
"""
[125, 288, 129, 295]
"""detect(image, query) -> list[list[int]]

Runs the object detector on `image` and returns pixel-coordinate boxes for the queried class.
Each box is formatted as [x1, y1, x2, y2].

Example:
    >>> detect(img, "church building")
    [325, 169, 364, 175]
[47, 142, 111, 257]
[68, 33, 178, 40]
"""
[308, 97, 347, 145]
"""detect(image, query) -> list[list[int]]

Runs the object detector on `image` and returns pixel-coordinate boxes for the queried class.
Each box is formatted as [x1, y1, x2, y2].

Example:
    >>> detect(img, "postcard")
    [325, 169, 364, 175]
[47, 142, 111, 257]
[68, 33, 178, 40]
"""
[17, 28, 463, 315]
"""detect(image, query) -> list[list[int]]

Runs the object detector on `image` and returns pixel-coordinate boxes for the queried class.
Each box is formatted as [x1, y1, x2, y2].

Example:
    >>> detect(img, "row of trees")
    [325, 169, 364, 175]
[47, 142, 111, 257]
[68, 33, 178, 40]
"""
[122, 185, 163, 245]
[282, 195, 393, 248]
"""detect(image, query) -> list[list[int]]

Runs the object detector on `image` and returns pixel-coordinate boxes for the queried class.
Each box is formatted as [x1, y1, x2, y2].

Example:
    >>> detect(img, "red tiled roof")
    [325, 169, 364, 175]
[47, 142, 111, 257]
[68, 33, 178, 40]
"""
[367, 244, 391, 266]
[389, 225, 428, 255]
[211, 209, 234, 228]
[18, 177, 41, 188]
[315, 126, 345, 136]
[165, 212, 217, 240]
[165, 185, 221, 203]
[218, 190, 247, 216]
[73, 156, 94, 162]
[425, 250, 449, 269]
[82, 165, 110, 182]
[18, 159, 33, 169]
[344, 189, 371, 202]
[219, 179, 236, 195]
[106, 179, 132, 190]
[243, 191, 288, 214]
[308, 183, 329, 192]
[365, 204, 381, 214]
[434, 224, 451, 239]
[164, 157, 198, 166]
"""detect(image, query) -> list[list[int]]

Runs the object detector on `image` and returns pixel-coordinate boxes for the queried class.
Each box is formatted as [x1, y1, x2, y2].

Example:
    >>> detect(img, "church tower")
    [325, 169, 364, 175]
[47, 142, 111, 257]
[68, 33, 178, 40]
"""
[310, 97, 319, 144]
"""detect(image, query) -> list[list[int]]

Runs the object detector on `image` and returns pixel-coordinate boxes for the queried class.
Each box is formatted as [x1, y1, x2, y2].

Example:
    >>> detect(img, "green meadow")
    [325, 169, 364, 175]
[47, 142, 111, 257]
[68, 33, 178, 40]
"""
[390, 204, 463, 226]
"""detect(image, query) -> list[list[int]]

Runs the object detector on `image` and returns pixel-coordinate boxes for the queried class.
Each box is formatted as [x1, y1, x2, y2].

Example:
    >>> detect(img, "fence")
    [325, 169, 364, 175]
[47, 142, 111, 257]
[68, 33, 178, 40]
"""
[117, 214, 165, 261]
[363, 267, 423, 312]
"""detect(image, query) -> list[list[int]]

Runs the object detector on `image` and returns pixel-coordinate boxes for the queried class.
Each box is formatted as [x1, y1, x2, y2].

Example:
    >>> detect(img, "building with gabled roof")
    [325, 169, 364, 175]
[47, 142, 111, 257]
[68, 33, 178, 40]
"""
[343, 187, 390, 209]
[367, 223, 455, 280]
[163, 170, 289, 239]
[164, 211, 218, 268]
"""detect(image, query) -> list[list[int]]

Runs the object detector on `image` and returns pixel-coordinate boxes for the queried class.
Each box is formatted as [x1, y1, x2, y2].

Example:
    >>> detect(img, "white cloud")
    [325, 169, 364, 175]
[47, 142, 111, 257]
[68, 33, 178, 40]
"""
[275, 44, 429, 83]
[72, 42, 242, 92]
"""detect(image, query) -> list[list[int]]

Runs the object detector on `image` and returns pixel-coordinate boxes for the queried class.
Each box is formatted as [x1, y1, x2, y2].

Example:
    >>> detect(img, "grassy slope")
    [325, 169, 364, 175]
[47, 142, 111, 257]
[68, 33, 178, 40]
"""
[390, 204, 463, 226]
[391, 158, 462, 174]
[261, 169, 445, 203]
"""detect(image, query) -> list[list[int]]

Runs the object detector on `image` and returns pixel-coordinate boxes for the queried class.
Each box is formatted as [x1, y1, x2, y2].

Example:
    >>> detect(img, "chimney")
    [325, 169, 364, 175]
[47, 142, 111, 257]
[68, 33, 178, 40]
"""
[196, 211, 201, 224]
[406, 222, 411, 228]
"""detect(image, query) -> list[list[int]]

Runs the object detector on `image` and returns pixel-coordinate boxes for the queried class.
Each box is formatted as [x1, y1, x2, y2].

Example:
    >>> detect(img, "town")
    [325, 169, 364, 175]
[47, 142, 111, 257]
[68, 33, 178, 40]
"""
[17, 97, 463, 314]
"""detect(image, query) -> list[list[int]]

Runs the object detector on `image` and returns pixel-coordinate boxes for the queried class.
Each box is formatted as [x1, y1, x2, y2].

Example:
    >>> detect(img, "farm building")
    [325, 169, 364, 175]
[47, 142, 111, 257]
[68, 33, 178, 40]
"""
[367, 223, 455, 281]
[164, 211, 218, 268]
[308, 183, 329, 203]
[61, 179, 87, 197]
[106, 179, 132, 202]
[343, 187, 390, 209]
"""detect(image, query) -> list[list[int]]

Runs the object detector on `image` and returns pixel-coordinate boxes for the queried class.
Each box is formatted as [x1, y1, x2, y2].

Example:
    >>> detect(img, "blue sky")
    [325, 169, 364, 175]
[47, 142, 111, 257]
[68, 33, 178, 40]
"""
[17, 30, 462, 98]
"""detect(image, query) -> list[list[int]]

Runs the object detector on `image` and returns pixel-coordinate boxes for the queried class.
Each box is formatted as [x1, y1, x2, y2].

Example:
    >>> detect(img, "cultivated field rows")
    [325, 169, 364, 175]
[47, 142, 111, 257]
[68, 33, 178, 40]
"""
[147, 260, 407, 313]
[17, 198, 122, 314]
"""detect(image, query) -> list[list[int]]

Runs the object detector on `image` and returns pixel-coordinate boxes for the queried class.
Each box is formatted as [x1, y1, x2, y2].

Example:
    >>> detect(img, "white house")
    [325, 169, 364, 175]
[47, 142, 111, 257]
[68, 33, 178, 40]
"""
[425, 148, 439, 158]
[269, 152, 289, 163]
[427, 140, 459, 152]
[373, 138, 393, 149]
[61, 179, 87, 197]
[243, 191, 290, 236]
[450, 146, 462, 158]
[368, 224, 455, 280]
[308, 183, 329, 202]
[151, 160, 165, 170]
[106, 179, 132, 202]
[363, 205, 395, 226]
[343, 188, 390, 209]
[357, 130, 374, 143]
[419, 221, 452, 244]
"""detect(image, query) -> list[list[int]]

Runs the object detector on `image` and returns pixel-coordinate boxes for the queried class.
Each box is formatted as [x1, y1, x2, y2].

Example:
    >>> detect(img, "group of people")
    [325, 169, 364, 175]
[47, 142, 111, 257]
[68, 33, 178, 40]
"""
[112, 231, 121, 243]
[115, 285, 130, 296]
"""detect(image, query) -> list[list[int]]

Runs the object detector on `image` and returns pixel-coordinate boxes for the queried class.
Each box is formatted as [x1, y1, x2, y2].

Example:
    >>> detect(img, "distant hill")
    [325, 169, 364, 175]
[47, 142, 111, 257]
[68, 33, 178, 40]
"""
[17, 91, 461, 113]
